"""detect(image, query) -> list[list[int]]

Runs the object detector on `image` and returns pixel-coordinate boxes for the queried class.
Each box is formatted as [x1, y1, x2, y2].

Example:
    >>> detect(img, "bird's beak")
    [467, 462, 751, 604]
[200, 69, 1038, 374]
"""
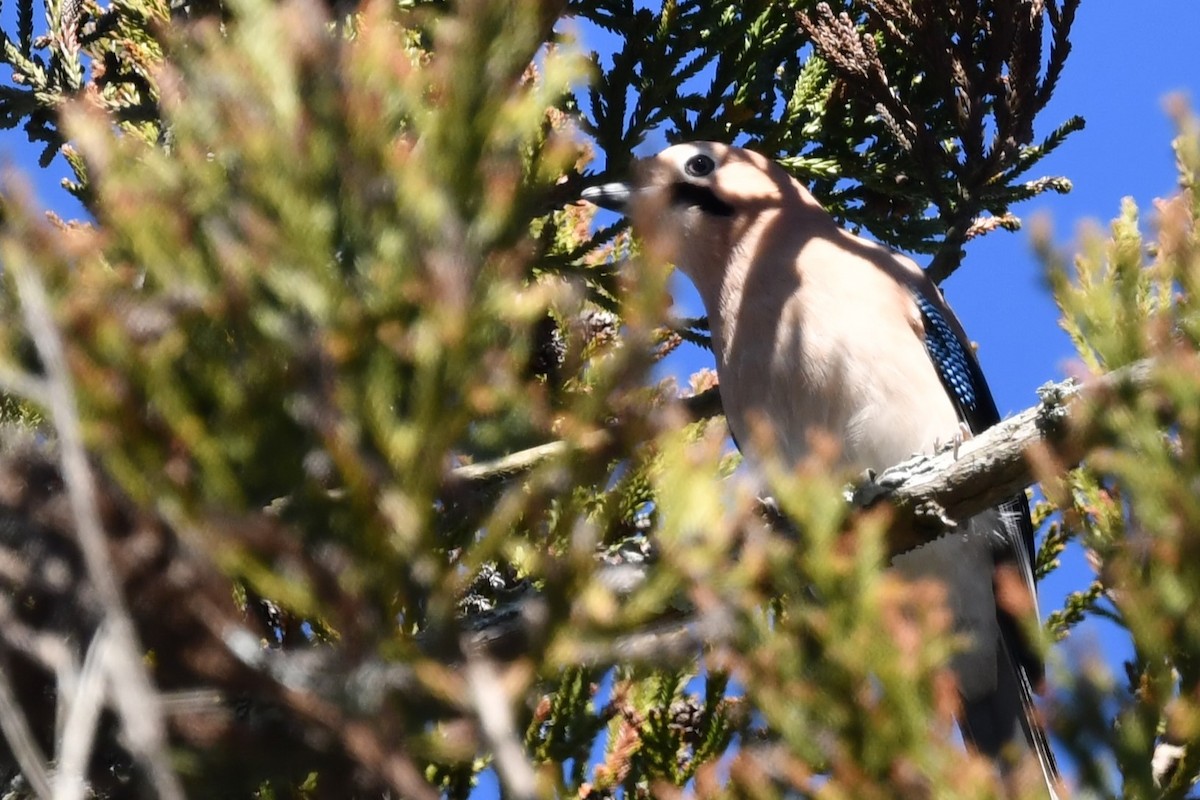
[580, 182, 634, 214]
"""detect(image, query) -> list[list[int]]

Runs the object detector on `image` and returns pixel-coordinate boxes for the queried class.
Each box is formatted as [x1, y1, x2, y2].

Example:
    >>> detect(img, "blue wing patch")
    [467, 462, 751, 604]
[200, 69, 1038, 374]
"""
[914, 292, 979, 415]
[913, 288, 1044, 685]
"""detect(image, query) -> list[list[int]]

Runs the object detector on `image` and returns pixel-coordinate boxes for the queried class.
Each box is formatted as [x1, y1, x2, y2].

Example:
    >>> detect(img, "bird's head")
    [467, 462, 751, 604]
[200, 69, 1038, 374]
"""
[582, 142, 822, 284]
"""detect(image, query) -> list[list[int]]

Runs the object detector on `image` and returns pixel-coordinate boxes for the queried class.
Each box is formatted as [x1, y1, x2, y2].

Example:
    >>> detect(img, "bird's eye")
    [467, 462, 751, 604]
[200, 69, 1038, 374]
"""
[684, 154, 716, 178]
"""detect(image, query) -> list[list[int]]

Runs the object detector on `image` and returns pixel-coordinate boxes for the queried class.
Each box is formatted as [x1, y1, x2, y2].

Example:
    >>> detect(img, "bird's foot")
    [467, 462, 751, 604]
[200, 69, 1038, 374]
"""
[848, 453, 937, 506]
[846, 470, 885, 506]
[877, 451, 939, 487]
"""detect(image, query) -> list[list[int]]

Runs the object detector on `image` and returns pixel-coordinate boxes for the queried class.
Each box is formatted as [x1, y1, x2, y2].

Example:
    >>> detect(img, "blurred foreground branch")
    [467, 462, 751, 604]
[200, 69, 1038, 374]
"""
[0, 305, 1170, 795]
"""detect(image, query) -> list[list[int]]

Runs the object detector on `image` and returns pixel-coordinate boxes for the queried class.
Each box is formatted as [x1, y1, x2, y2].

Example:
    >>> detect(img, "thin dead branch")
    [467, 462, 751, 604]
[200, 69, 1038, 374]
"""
[0, 667, 52, 800]
[7, 259, 186, 800]
[464, 654, 538, 800]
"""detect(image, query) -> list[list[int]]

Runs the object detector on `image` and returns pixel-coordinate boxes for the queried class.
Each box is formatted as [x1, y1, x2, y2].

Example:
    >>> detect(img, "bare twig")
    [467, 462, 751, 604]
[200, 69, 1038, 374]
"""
[0, 595, 79, 684]
[0, 366, 49, 406]
[0, 668, 52, 800]
[449, 388, 722, 486]
[555, 608, 736, 667]
[452, 435, 590, 484]
[54, 623, 113, 800]
[464, 654, 538, 800]
[1152, 741, 1186, 788]
[8, 261, 186, 800]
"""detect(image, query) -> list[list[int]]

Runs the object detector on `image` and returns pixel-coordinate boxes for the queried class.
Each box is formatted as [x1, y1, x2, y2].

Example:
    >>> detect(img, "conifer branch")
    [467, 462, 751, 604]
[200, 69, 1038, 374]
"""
[450, 360, 1156, 559]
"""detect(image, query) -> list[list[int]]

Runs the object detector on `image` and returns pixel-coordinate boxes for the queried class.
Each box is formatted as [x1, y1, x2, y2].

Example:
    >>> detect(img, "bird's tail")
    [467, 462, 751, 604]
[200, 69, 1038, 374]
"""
[960, 631, 1061, 799]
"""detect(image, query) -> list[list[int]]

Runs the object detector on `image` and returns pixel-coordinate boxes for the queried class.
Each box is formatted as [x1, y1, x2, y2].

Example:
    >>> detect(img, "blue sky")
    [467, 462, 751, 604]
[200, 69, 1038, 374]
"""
[2, 2, 1199, 793]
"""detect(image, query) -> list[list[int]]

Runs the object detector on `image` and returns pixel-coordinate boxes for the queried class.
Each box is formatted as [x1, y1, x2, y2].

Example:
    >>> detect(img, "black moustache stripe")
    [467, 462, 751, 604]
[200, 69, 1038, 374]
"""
[670, 182, 735, 217]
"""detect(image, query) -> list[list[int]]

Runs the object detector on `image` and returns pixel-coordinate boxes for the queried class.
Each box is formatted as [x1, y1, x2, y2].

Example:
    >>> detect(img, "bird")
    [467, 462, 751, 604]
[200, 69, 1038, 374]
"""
[582, 142, 1060, 797]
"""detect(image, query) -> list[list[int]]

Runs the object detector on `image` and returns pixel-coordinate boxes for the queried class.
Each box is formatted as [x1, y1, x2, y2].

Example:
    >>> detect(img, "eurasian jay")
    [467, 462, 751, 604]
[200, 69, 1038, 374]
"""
[582, 142, 1060, 797]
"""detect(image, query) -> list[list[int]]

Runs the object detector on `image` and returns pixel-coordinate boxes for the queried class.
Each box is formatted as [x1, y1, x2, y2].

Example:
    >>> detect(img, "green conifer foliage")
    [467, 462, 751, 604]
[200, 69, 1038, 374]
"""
[1, 0, 1198, 798]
